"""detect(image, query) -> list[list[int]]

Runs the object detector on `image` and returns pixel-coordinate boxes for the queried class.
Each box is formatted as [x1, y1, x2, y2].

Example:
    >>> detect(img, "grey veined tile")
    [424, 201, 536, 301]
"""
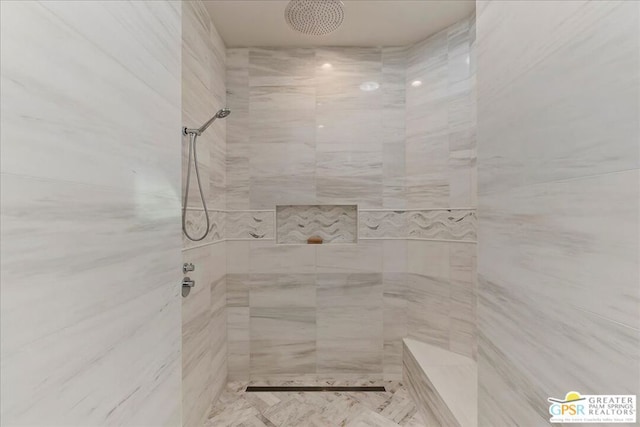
[249, 47, 315, 87]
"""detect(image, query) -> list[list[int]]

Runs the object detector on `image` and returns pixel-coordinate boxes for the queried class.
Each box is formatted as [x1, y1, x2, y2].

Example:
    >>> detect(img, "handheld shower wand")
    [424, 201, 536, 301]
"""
[182, 108, 231, 241]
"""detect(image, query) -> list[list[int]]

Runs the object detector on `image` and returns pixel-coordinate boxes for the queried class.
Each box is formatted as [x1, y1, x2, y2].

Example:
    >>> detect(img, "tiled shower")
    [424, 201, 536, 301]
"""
[179, 3, 477, 421]
[1, 1, 638, 426]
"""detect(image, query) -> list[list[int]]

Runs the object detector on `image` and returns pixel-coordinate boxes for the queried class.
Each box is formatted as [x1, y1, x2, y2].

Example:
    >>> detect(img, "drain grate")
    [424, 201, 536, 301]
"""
[245, 386, 386, 392]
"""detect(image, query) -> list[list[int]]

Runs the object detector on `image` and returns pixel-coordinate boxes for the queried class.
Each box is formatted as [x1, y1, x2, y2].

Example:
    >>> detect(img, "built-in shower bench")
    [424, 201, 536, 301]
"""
[403, 338, 478, 427]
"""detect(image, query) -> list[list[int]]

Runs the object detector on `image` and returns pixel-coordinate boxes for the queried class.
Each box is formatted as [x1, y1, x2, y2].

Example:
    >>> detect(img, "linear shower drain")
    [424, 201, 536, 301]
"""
[245, 385, 386, 392]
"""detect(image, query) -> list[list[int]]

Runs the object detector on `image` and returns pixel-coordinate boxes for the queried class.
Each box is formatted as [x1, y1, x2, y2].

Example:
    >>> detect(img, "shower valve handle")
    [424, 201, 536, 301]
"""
[183, 263, 195, 274]
[182, 277, 195, 288]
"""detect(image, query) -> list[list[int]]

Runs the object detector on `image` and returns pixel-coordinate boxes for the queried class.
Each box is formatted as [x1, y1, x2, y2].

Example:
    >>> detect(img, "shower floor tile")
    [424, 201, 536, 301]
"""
[205, 380, 425, 427]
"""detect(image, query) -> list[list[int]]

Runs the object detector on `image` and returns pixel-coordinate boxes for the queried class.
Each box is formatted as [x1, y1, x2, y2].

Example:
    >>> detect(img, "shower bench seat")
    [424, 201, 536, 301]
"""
[403, 338, 477, 427]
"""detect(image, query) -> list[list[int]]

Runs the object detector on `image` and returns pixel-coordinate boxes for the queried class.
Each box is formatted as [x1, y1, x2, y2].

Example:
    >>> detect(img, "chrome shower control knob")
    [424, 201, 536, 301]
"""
[183, 262, 195, 274]
[181, 277, 195, 298]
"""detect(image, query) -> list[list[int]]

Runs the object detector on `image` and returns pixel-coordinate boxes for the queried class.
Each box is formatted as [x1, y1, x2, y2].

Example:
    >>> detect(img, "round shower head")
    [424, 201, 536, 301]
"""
[216, 108, 231, 119]
[285, 0, 345, 36]
[185, 108, 231, 136]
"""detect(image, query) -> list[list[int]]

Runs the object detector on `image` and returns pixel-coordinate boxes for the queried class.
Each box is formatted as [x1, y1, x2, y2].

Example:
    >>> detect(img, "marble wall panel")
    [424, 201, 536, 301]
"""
[406, 241, 477, 359]
[249, 241, 317, 275]
[406, 16, 475, 209]
[182, 0, 226, 211]
[316, 240, 384, 274]
[249, 272, 317, 377]
[0, 1, 181, 199]
[227, 306, 250, 381]
[226, 48, 251, 210]
[1, 176, 183, 426]
[0, 2, 182, 424]
[383, 273, 409, 380]
[316, 273, 384, 374]
[477, 1, 640, 424]
[381, 46, 408, 207]
[226, 46, 408, 212]
[182, 244, 213, 427]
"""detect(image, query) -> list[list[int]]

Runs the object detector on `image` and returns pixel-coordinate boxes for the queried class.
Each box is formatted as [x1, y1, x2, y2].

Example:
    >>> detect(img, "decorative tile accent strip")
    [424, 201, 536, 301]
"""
[359, 210, 407, 239]
[209, 210, 225, 242]
[183, 209, 208, 245]
[183, 209, 225, 249]
[407, 210, 476, 241]
[276, 205, 357, 244]
[359, 209, 476, 241]
[226, 211, 275, 240]
[181, 208, 476, 246]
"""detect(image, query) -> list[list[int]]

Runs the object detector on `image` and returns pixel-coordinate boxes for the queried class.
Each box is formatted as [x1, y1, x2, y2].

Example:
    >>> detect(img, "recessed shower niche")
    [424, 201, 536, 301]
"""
[276, 205, 357, 244]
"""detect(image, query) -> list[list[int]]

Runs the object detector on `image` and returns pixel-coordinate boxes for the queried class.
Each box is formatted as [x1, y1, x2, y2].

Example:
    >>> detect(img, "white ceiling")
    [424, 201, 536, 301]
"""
[204, 0, 475, 47]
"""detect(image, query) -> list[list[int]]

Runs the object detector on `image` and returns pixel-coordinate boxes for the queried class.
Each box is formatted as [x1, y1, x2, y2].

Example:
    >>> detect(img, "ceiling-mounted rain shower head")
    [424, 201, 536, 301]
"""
[285, 0, 345, 36]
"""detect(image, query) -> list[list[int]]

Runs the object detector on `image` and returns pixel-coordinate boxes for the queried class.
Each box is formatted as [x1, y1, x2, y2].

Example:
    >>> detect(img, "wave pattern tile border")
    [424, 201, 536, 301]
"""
[407, 210, 476, 241]
[183, 209, 225, 249]
[276, 205, 357, 244]
[226, 211, 275, 240]
[359, 209, 476, 242]
[358, 210, 407, 239]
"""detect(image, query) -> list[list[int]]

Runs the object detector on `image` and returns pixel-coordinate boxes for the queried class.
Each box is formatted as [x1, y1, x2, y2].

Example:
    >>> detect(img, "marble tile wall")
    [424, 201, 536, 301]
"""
[403, 15, 478, 363]
[406, 241, 477, 360]
[181, 242, 226, 427]
[0, 1, 182, 425]
[182, 0, 227, 243]
[224, 17, 477, 380]
[406, 16, 476, 210]
[181, 2, 227, 427]
[477, 1, 640, 425]
[226, 239, 476, 380]
[226, 47, 404, 210]
[226, 241, 390, 380]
